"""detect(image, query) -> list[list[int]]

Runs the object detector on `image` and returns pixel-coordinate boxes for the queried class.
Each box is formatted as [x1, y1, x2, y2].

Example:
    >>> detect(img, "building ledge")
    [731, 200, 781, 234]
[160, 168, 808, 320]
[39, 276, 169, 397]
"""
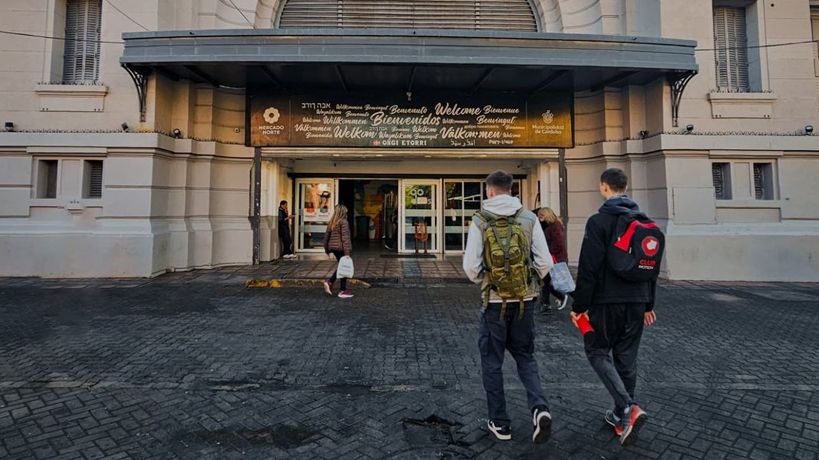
[35, 83, 108, 113]
[708, 92, 777, 120]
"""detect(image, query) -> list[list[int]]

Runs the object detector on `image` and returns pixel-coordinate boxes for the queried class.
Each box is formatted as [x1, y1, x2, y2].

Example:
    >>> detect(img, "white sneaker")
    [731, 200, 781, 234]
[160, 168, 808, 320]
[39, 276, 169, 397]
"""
[487, 420, 512, 441]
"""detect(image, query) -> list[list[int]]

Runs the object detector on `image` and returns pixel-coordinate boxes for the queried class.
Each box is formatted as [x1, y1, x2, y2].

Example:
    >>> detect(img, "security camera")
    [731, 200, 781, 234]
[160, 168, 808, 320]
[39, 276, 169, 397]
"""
[685, 124, 694, 133]
[172, 128, 182, 138]
[805, 125, 814, 135]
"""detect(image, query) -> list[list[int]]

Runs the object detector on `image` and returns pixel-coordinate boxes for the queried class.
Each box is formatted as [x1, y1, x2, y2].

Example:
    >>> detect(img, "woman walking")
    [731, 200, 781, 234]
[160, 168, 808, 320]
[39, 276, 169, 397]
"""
[323, 204, 354, 298]
[538, 207, 571, 311]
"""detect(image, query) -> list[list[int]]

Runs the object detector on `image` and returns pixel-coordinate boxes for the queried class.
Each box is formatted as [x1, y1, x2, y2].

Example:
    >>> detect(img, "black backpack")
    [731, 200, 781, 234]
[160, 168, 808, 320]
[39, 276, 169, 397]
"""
[607, 212, 664, 281]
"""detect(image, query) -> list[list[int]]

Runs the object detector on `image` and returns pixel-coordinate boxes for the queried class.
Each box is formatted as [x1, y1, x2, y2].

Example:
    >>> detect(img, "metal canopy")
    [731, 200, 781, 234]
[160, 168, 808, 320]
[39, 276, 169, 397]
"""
[121, 28, 696, 90]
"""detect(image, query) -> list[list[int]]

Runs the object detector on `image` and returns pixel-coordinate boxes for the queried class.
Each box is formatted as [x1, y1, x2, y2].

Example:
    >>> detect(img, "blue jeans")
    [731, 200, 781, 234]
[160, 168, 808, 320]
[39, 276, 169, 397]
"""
[478, 300, 549, 424]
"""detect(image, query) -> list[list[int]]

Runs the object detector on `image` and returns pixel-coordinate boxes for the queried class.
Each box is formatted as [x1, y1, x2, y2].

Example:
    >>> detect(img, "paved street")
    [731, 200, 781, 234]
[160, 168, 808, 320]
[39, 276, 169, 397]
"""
[1, 275, 818, 459]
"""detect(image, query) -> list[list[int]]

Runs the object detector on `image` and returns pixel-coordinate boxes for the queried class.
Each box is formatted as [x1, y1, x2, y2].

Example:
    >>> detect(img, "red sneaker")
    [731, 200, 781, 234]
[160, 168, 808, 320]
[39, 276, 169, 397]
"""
[619, 404, 647, 446]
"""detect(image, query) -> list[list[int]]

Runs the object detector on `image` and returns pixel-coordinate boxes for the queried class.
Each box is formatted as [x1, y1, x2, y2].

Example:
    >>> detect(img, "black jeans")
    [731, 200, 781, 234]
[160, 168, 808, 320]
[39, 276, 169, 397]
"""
[279, 230, 293, 256]
[584, 303, 647, 417]
[327, 250, 347, 291]
[478, 300, 549, 424]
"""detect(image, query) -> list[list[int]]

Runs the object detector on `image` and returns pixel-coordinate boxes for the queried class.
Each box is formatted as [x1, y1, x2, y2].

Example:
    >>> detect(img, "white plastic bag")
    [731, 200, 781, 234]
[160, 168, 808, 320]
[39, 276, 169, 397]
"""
[337, 255, 354, 279]
[550, 262, 575, 294]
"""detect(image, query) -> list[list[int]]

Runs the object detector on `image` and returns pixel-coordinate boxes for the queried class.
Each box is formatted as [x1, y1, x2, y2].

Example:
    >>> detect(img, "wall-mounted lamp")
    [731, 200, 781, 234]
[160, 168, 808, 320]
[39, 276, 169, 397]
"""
[121, 122, 129, 132]
[805, 125, 814, 135]
[172, 128, 182, 139]
[4, 122, 14, 132]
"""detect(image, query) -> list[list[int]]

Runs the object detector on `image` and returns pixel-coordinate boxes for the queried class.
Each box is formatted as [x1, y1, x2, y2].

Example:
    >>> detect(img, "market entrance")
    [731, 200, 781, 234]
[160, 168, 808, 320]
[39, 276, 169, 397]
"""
[338, 179, 399, 256]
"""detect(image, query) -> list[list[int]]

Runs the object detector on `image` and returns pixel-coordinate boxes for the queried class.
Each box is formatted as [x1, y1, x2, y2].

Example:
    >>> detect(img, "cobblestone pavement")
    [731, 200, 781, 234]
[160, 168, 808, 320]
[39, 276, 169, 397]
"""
[1, 278, 818, 459]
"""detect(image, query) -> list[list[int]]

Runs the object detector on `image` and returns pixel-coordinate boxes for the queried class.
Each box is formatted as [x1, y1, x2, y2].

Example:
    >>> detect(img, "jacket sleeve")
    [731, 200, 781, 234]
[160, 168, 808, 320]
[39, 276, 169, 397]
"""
[463, 219, 485, 284]
[646, 279, 657, 312]
[323, 224, 331, 253]
[341, 220, 352, 256]
[530, 220, 554, 279]
[547, 225, 567, 261]
[572, 216, 607, 312]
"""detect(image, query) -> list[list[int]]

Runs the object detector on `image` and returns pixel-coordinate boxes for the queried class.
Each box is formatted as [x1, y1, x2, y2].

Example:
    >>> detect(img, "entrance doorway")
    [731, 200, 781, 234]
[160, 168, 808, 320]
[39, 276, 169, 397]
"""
[338, 179, 399, 256]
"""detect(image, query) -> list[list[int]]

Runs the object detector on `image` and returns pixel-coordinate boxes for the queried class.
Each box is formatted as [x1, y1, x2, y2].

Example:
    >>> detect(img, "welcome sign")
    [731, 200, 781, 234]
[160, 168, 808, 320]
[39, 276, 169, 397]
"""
[249, 93, 573, 148]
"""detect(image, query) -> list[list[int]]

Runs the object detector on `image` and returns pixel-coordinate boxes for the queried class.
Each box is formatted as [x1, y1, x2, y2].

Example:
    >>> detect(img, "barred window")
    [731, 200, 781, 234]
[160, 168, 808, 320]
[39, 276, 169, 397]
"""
[713, 6, 749, 92]
[83, 160, 103, 199]
[63, 0, 102, 84]
[712, 163, 731, 200]
[753, 163, 774, 200]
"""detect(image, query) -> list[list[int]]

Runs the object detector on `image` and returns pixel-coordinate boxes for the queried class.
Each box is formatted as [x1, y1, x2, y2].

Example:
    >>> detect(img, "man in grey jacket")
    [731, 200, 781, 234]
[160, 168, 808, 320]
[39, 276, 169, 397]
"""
[463, 170, 554, 443]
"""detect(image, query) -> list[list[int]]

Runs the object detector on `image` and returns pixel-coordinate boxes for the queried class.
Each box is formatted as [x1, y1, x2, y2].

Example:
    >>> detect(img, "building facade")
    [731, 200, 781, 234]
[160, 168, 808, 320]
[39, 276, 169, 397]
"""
[0, 0, 817, 281]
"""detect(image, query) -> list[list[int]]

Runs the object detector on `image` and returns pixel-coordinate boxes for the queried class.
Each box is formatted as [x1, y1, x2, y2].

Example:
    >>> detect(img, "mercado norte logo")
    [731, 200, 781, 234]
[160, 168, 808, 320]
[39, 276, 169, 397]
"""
[263, 107, 281, 124]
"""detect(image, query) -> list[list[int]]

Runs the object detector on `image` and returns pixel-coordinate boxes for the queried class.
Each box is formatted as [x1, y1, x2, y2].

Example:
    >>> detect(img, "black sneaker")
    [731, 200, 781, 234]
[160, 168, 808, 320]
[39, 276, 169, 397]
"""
[532, 406, 552, 443]
[487, 420, 512, 441]
[619, 404, 647, 446]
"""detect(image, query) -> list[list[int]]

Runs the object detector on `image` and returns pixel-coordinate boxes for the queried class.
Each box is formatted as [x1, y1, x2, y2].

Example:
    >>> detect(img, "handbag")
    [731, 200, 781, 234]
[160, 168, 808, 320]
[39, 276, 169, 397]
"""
[336, 255, 354, 279]
[550, 262, 575, 294]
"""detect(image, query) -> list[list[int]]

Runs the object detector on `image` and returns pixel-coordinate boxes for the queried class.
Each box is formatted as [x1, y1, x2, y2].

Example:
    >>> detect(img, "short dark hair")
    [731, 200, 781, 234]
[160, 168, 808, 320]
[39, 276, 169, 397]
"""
[279, 200, 288, 206]
[485, 170, 513, 192]
[600, 168, 628, 192]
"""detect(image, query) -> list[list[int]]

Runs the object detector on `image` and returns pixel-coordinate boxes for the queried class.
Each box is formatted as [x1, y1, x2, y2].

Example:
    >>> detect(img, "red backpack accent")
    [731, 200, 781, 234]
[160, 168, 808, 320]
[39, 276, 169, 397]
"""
[607, 213, 665, 281]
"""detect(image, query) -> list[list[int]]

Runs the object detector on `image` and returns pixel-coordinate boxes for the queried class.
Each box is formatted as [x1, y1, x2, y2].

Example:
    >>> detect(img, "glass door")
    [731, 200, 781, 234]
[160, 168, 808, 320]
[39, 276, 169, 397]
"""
[444, 180, 483, 253]
[295, 179, 337, 252]
[398, 180, 440, 253]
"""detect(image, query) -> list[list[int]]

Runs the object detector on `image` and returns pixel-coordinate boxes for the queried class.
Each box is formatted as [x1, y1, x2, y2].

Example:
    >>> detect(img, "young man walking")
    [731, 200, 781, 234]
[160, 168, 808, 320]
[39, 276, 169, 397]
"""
[463, 170, 554, 443]
[571, 168, 658, 445]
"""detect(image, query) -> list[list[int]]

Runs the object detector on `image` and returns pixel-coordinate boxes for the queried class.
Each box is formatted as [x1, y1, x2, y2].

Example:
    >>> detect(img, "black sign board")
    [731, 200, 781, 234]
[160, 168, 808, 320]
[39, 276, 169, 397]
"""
[250, 93, 572, 148]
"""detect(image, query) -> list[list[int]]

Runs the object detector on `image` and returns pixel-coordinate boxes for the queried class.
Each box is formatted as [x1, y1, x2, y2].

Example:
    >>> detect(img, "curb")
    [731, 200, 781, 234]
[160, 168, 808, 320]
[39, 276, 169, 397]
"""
[245, 278, 372, 289]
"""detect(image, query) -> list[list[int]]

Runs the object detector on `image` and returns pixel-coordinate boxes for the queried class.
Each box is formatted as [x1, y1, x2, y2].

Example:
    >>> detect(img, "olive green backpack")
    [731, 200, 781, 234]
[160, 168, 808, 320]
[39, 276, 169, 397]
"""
[475, 209, 532, 319]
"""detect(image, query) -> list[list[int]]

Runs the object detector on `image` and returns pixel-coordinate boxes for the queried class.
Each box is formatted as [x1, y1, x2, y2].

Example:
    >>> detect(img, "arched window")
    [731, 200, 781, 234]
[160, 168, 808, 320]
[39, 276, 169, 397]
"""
[277, 0, 539, 32]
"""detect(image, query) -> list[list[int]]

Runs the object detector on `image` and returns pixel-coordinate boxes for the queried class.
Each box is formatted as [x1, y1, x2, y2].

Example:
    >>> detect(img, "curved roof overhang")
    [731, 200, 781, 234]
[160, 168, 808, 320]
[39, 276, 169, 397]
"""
[120, 28, 697, 92]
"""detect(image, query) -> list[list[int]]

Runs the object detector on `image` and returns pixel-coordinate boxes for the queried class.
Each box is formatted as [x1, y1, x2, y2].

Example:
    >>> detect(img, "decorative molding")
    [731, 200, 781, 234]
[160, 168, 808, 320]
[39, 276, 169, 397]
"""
[708, 92, 777, 119]
[34, 84, 108, 113]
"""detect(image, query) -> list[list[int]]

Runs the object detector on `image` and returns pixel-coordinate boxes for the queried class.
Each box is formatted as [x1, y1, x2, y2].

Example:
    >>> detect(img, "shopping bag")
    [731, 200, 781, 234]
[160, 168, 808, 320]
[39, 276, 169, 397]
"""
[550, 262, 575, 294]
[337, 256, 354, 279]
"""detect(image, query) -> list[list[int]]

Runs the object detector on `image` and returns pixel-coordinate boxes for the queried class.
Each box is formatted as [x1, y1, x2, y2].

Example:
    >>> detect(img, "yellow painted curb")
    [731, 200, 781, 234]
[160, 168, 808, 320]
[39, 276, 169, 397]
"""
[244, 279, 371, 289]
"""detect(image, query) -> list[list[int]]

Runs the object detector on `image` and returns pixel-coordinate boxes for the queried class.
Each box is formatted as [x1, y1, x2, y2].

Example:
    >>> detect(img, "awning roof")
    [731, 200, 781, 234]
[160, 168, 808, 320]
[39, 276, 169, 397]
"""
[120, 29, 698, 93]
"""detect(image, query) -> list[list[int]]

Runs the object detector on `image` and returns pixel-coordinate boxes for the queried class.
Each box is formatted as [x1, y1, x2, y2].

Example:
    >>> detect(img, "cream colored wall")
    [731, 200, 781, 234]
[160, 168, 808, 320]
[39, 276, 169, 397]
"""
[1, 0, 818, 279]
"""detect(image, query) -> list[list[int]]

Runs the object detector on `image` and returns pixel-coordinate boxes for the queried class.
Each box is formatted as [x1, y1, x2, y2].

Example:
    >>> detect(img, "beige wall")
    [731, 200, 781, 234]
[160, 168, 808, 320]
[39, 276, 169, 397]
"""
[0, 0, 817, 279]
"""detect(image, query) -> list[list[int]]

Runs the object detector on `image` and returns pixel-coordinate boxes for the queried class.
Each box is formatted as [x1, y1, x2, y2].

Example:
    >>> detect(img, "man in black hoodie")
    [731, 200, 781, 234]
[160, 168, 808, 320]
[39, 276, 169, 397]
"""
[571, 168, 657, 446]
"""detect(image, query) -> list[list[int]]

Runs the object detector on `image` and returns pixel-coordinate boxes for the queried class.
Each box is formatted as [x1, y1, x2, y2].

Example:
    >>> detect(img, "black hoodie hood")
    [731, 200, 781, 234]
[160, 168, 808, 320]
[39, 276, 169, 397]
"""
[598, 195, 640, 216]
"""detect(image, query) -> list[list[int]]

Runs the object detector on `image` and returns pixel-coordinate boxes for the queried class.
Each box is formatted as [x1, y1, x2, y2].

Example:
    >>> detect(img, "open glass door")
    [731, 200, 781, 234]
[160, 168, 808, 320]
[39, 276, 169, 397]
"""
[444, 180, 483, 253]
[295, 179, 337, 252]
[398, 180, 440, 253]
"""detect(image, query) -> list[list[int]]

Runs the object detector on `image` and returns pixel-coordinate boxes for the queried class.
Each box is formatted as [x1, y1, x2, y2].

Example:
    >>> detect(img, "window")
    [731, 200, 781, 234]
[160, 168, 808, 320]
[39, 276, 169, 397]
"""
[712, 162, 732, 200]
[713, 6, 749, 92]
[37, 160, 59, 199]
[83, 160, 103, 198]
[753, 163, 774, 200]
[63, 0, 102, 84]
